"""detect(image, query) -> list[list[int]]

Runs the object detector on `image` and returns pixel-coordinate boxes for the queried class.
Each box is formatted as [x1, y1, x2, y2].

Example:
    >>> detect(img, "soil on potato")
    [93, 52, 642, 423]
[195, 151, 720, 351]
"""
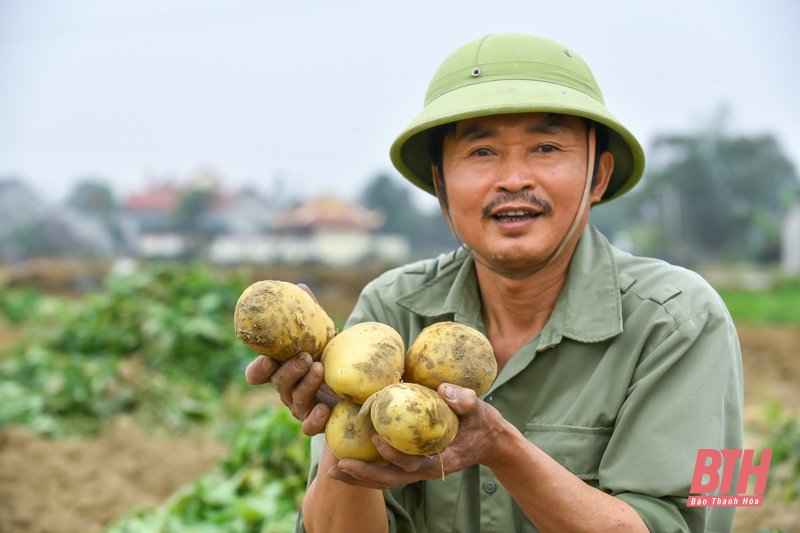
[0, 322, 797, 533]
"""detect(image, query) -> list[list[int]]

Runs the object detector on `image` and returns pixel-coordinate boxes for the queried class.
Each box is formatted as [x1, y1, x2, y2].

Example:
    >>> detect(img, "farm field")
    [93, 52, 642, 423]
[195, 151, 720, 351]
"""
[0, 262, 798, 533]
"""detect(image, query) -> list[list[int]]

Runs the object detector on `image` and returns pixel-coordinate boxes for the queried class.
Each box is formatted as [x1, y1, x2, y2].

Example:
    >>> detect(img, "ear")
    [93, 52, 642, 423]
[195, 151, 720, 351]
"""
[432, 164, 465, 246]
[431, 164, 449, 213]
[590, 151, 614, 203]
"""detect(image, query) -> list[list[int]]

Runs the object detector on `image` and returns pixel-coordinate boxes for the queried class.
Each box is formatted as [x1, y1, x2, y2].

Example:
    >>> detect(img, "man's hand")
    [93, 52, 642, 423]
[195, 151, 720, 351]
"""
[243, 283, 338, 436]
[245, 352, 334, 435]
[325, 383, 507, 489]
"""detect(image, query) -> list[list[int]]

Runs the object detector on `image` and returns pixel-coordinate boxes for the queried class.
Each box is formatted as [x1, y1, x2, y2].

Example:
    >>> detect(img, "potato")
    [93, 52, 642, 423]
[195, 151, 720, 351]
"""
[404, 321, 497, 397]
[321, 321, 405, 404]
[233, 280, 336, 361]
[325, 399, 385, 463]
[361, 382, 458, 456]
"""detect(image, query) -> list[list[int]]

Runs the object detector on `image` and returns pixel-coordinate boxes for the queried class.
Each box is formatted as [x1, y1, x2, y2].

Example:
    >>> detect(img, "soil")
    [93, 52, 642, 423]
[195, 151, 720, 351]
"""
[0, 418, 225, 533]
[734, 322, 800, 533]
[0, 321, 797, 533]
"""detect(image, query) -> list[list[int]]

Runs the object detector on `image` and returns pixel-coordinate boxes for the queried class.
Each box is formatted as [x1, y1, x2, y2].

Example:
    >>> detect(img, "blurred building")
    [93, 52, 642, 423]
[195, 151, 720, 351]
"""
[0, 179, 47, 260]
[123, 183, 185, 258]
[0, 178, 122, 261]
[123, 180, 275, 259]
[209, 194, 408, 266]
[1, 177, 410, 267]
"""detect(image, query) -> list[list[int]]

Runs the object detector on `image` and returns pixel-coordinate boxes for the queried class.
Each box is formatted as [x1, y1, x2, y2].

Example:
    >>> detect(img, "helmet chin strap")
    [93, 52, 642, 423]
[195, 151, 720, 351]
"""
[437, 124, 596, 278]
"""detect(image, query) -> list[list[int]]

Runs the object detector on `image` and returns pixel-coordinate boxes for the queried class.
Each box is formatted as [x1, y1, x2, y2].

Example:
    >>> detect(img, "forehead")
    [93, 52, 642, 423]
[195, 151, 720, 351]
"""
[451, 112, 585, 140]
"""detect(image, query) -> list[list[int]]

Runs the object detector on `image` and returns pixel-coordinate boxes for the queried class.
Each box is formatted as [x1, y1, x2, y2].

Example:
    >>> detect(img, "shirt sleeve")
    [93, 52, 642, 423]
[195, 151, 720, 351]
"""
[599, 306, 744, 533]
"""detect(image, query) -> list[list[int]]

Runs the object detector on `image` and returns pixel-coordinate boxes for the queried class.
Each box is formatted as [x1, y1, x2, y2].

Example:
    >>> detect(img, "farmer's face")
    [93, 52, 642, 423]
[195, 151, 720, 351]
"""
[436, 112, 612, 273]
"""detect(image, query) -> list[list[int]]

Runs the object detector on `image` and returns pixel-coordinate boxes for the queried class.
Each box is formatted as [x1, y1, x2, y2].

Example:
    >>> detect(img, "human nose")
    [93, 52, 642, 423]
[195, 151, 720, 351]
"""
[494, 152, 536, 192]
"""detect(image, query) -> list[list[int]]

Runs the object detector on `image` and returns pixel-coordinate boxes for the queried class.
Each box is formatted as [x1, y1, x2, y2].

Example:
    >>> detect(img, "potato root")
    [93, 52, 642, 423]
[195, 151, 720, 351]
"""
[321, 321, 405, 404]
[233, 280, 335, 361]
[361, 382, 458, 456]
[404, 321, 496, 397]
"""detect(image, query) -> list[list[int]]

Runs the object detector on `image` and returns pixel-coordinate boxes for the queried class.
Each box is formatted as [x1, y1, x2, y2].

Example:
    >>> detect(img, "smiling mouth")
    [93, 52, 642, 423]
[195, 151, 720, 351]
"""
[492, 209, 541, 223]
[482, 192, 553, 222]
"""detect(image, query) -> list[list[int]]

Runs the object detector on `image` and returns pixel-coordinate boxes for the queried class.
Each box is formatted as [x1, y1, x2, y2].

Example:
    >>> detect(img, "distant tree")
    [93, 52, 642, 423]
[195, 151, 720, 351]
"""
[174, 187, 217, 232]
[593, 109, 799, 266]
[360, 173, 419, 235]
[172, 178, 221, 259]
[66, 179, 117, 215]
[65, 178, 133, 255]
[360, 173, 456, 257]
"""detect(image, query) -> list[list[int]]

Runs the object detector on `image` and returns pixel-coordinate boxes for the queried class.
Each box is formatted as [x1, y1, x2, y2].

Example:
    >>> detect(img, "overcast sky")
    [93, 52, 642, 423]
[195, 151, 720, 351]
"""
[1, 0, 798, 209]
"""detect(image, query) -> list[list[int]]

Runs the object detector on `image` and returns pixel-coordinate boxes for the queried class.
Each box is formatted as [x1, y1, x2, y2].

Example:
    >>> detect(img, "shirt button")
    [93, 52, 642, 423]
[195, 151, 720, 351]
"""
[485, 394, 494, 404]
[483, 481, 497, 494]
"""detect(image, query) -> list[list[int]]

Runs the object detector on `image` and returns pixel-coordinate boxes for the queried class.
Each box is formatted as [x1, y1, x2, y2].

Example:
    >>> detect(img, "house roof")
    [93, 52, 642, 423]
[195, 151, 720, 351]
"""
[124, 184, 180, 212]
[277, 194, 382, 231]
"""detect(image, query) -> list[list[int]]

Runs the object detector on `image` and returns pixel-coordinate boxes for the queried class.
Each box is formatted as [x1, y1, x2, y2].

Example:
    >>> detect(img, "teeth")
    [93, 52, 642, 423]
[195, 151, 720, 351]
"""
[495, 210, 533, 218]
[493, 209, 540, 222]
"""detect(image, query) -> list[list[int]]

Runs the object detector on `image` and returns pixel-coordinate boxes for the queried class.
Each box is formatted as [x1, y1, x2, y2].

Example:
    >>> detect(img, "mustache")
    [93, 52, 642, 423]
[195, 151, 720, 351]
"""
[481, 191, 553, 219]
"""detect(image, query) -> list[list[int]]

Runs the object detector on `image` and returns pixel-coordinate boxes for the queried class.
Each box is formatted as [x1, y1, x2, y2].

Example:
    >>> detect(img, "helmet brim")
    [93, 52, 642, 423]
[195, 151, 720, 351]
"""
[390, 78, 645, 203]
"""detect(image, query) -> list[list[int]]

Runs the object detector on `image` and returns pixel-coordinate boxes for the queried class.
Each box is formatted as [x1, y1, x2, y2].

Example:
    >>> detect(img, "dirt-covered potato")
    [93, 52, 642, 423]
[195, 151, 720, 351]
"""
[404, 321, 496, 397]
[324, 399, 385, 463]
[361, 382, 458, 456]
[321, 321, 405, 404]
[233, 280, 336, 361]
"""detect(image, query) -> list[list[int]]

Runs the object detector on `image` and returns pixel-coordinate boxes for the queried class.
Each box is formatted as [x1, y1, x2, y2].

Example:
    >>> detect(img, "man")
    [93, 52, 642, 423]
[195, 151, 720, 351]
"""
[246, 34, 743, 532]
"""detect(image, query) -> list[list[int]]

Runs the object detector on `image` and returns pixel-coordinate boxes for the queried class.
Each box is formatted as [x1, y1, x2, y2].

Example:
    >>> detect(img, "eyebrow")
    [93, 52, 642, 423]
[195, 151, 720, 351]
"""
[455, 114, 571, 142]
[456, 126, 499, 142]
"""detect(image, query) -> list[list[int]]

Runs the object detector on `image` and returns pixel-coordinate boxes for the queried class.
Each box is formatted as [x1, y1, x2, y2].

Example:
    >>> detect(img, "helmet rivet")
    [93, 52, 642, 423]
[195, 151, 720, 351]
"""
[471, 67, 482, 77]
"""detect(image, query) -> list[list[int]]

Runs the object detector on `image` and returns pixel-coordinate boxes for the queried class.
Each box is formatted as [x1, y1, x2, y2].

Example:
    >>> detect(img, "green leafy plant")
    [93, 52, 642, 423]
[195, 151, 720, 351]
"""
[757, 403, 800, 502]
[107, 408, 311, 532]
[0, 286, 43, 323]
[0, 345, 222, 436]
[0, 262, 255, 436]
[716, 277, 800, 324]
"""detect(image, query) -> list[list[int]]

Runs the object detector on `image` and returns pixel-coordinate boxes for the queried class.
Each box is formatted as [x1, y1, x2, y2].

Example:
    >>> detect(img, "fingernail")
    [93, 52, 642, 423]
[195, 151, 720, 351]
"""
[295, 353, 311, 370]
[443, 384, 456, 401]
[260, 356, 276, 372]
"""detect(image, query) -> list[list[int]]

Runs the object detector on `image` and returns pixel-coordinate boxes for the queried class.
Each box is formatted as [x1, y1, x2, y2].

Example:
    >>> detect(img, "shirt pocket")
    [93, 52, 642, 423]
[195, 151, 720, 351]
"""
[523, 423, 612, 481]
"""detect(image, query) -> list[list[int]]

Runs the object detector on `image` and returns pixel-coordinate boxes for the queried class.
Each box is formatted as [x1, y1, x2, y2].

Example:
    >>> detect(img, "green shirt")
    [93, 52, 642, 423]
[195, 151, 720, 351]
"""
[297, 225, 743, 533]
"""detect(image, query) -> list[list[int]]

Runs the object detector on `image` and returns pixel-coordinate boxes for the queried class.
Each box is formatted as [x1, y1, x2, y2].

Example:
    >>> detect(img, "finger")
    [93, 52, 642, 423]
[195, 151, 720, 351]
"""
[301, 402, 331, 436]
[315, 383, 341, 409]
[297, 283, 319, 304]
[244, 355, 279, 385]
[291, 361, 325, 419]
[270, 353, 313, 407]
[327, 466, 386, 490]
[332, 460, 390, 489]
[371, 435, 444, 475]
[334, 459, 426, 489]
[438, 383, 479, 416]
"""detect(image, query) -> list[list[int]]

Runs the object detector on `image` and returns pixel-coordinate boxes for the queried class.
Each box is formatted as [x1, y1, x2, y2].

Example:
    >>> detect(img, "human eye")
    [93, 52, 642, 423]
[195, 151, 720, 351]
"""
[536, 144, 560, 154]
[470, 147, 495, 157]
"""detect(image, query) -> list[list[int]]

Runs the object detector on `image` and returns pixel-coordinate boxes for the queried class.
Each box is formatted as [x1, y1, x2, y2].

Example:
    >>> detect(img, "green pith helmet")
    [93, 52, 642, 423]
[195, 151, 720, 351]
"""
[389, 34, 646, 203]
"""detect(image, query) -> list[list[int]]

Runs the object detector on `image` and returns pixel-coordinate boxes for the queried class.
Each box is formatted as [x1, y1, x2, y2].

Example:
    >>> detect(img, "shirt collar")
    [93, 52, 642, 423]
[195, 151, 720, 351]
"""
[397, 224, 623, 348]
[396, 246, 476, 321]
